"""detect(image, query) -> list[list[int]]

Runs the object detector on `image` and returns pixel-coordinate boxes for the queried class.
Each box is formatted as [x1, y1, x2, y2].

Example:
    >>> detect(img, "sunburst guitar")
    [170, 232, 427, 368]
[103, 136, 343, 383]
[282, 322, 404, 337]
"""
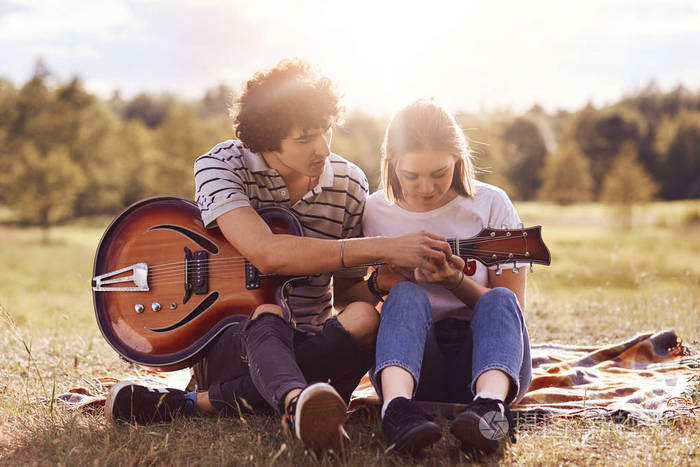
[92, 196, 550, 371]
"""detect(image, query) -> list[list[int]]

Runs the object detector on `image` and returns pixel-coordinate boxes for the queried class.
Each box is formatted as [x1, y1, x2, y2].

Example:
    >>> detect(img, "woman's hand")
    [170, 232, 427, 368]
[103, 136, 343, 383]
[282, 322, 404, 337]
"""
[414, 254, 465, 289]
[375, 264, 413, 292]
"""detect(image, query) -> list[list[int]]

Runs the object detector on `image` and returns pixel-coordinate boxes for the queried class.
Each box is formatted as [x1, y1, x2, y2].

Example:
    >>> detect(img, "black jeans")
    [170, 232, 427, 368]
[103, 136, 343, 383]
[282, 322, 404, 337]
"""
[191, 313, 374, 415]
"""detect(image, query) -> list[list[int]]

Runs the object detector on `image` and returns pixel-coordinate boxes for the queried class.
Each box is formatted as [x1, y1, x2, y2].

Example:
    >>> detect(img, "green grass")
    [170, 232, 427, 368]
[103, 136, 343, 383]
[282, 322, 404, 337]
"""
[1, 201, 699, 465]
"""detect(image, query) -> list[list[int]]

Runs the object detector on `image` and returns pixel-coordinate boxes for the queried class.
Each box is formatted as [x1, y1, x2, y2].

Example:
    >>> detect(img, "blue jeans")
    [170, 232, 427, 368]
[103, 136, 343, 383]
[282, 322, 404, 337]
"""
[371, 282, 532, 405]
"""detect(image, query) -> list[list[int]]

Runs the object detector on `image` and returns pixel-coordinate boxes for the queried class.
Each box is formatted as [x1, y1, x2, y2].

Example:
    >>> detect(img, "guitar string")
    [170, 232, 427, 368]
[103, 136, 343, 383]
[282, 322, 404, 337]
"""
[142, 244, 537, 280]
[143, 251, 538, 283]
[144, 234, 533, 273]
[147, 257, 538, 288]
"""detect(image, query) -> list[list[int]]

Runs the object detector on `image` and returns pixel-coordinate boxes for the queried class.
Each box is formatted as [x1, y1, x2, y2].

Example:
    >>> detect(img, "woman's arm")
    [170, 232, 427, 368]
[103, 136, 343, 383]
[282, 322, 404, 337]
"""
[488, 267, 526, 311]
[414, 255, 527, 310]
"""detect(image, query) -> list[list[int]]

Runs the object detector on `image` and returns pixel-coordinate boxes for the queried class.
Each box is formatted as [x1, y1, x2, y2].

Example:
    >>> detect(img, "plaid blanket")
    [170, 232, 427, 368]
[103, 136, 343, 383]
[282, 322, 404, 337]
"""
[348, 329, 700, 423]
[58, 330, 699, 423]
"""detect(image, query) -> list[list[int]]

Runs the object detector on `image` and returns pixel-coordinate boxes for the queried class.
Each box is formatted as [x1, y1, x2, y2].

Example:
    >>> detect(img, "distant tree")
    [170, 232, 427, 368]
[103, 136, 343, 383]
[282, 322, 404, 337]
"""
[0, 78, 17, 201]
[599, 142, 659, 229]
[124, 93, 174, 128]
[79, 118, 157, 212]
[47, 80, 121, 216]
[151, 104, 209, 197]
[653, 111, 700, 199]
[570, 105, 648, 196]
[114, 120, 160, 205]
[454, 112, 516, 195]
[6, 144, 86, 242]
[0, 77, 16, 128]
[537, 143, 594, 204]
[332, 111, 386, 190]
[502, 117, 547, 200]
[7, 64, 52, 154]
[199, 84, 235, 119]
[107, 89, 126, 118]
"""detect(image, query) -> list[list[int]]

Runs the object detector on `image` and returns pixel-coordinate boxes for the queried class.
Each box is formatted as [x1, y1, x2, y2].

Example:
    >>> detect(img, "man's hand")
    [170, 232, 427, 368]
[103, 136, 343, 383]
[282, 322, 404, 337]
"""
[414, 254, 465, 288]
[382, 231, 452, 273]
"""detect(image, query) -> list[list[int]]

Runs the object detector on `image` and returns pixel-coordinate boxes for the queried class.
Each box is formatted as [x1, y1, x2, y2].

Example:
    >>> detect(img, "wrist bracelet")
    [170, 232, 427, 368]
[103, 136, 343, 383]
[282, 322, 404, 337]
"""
[367, 269, 388, 302]
[447, 272, 464, 291]
[340, 240, 348, 268]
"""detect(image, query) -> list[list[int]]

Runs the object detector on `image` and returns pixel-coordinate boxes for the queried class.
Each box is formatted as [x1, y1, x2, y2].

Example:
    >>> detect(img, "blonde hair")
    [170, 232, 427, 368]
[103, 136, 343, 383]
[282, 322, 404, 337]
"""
[380, 99, 474, 204]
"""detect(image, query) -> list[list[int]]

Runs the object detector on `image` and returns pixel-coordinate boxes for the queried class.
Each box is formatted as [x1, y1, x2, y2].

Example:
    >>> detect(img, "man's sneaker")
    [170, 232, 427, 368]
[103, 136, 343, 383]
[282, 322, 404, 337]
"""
[105, 381, 187, 424]
[286, 382, 348, 454]
[382, 397, 442, 454]
[449, 397, 516, 454]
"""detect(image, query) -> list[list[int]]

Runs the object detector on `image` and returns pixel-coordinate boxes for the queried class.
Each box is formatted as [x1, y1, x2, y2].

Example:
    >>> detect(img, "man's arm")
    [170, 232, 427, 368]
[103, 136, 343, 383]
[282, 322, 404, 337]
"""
[332, 275, 376, 311]
[216, 206, 452, 276]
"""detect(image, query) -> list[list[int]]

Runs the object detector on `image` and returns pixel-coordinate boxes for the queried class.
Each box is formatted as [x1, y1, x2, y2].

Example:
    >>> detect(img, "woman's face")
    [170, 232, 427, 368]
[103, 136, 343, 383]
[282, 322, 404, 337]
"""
[395, 149, 458, 212]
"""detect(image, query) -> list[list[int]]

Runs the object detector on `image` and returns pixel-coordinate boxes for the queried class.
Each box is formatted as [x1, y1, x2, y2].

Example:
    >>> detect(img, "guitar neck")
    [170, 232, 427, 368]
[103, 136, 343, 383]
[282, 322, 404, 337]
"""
[330, 226, 550, 273]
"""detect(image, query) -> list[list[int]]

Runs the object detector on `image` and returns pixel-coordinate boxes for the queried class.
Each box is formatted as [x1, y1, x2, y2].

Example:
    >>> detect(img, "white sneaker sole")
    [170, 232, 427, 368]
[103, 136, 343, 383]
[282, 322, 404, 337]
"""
[295, 382, 348, 453]
[104, 380, 135, 424]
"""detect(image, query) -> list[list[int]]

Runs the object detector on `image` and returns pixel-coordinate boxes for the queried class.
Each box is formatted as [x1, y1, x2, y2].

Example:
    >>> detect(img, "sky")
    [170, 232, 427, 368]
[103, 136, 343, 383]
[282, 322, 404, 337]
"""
[1, 0, 700, 116]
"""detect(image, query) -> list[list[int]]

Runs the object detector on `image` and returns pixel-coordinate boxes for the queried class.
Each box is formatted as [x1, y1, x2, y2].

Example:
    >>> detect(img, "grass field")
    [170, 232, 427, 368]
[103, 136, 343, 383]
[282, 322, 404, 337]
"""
[1, 201, 699, 465]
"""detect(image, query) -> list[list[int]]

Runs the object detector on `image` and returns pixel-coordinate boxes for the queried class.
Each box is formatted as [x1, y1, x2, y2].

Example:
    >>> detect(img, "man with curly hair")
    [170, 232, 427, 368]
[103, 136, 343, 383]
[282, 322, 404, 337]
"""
[105, 59, 451, 454]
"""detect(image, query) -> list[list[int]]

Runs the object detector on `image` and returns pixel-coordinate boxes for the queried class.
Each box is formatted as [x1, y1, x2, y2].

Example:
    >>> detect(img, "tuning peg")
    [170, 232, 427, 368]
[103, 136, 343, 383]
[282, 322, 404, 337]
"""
[495, 265, 502, 276]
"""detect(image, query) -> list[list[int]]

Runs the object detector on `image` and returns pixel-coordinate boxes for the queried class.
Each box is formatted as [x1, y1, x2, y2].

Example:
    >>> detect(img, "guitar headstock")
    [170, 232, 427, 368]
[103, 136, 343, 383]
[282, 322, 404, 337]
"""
[453, 226, 551, 269]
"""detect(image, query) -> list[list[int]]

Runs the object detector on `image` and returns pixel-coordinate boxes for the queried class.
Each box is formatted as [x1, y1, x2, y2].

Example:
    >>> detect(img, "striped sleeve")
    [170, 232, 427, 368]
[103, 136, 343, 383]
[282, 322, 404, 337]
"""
[194, 141, 250, 228]
[341, 164, 369, 240]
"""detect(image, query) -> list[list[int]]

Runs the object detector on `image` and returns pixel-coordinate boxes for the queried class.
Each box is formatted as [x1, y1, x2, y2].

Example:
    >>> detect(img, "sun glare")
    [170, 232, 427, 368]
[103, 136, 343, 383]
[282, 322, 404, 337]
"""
[302, 1, 476, 115]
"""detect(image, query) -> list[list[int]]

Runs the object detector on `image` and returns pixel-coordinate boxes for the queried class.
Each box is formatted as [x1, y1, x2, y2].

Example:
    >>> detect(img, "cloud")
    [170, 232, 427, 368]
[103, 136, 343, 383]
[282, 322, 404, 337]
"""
[2, 0, 700, 114]
[0, 0, 150, 44]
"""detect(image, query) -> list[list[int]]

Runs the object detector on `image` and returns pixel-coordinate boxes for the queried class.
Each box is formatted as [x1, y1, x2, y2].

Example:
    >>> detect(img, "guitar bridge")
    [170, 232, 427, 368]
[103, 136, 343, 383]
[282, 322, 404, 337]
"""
[92, 263, 149, 292]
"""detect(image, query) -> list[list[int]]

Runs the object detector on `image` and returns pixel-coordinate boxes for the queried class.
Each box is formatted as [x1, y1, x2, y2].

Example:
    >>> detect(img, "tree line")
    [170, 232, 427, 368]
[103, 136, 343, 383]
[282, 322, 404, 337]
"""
[1, 61, 699, 237]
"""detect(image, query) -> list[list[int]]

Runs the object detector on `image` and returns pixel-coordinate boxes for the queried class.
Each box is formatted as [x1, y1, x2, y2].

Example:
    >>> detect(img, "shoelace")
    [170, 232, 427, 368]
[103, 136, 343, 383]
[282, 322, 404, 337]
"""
[503, 406, 517, 443]
[283, 393, 300, 431]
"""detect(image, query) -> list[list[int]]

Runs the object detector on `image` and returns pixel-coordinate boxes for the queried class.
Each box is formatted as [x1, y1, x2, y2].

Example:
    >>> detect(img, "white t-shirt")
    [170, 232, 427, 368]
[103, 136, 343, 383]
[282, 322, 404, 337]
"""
[362, 180, 521, 322]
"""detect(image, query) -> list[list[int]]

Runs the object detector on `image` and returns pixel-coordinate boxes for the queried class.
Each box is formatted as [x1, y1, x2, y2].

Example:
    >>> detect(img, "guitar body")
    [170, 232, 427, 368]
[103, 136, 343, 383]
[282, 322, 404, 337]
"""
[92, 196, 303, 371]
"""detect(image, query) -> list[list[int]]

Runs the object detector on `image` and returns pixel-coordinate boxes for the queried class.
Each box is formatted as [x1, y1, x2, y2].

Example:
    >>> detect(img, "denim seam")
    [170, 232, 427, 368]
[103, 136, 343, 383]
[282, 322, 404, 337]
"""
[373, 359, 421, 397]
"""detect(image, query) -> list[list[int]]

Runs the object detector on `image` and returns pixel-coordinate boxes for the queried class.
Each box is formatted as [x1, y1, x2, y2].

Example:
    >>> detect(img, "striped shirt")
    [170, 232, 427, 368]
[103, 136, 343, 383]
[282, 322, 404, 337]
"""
[194, 139, 369, 334]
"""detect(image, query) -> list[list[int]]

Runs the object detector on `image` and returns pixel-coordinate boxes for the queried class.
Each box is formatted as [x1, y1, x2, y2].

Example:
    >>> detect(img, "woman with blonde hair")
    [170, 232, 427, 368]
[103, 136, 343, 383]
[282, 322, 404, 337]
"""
[362, 99, 531, 455]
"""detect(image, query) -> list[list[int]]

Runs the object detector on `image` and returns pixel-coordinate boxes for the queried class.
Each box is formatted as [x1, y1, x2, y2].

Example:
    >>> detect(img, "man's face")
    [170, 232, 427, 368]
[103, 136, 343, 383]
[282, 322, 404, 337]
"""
[276, 124, 332, 177]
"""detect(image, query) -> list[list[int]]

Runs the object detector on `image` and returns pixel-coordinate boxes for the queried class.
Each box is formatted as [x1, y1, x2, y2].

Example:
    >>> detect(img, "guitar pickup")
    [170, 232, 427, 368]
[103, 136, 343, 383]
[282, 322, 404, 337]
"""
[92, 263, 149, 292]
[183, 248, 209, 304]
[192, 250, 209, 294]
[245, 260, 260, 290]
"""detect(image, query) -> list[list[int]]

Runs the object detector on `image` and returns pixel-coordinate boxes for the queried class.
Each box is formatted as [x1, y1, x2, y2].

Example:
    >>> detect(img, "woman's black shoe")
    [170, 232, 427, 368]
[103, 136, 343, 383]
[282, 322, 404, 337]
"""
[449, 397, 516, 454]
[382, 397, 442, 454]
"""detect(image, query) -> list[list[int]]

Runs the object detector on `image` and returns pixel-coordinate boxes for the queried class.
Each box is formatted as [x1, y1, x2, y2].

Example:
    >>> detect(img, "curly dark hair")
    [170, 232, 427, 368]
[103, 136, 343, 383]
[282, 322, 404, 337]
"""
[232, 59, 343, 153]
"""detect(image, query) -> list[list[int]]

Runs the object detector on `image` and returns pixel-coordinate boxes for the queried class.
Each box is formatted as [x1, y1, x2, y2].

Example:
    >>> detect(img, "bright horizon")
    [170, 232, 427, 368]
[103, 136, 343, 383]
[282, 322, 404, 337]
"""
[2, 0, 700, 116]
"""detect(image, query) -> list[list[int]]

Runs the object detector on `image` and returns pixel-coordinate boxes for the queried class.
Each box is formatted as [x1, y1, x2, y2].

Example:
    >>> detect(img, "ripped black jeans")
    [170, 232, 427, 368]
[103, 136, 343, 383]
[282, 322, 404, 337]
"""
[191, 313, 373, 415]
